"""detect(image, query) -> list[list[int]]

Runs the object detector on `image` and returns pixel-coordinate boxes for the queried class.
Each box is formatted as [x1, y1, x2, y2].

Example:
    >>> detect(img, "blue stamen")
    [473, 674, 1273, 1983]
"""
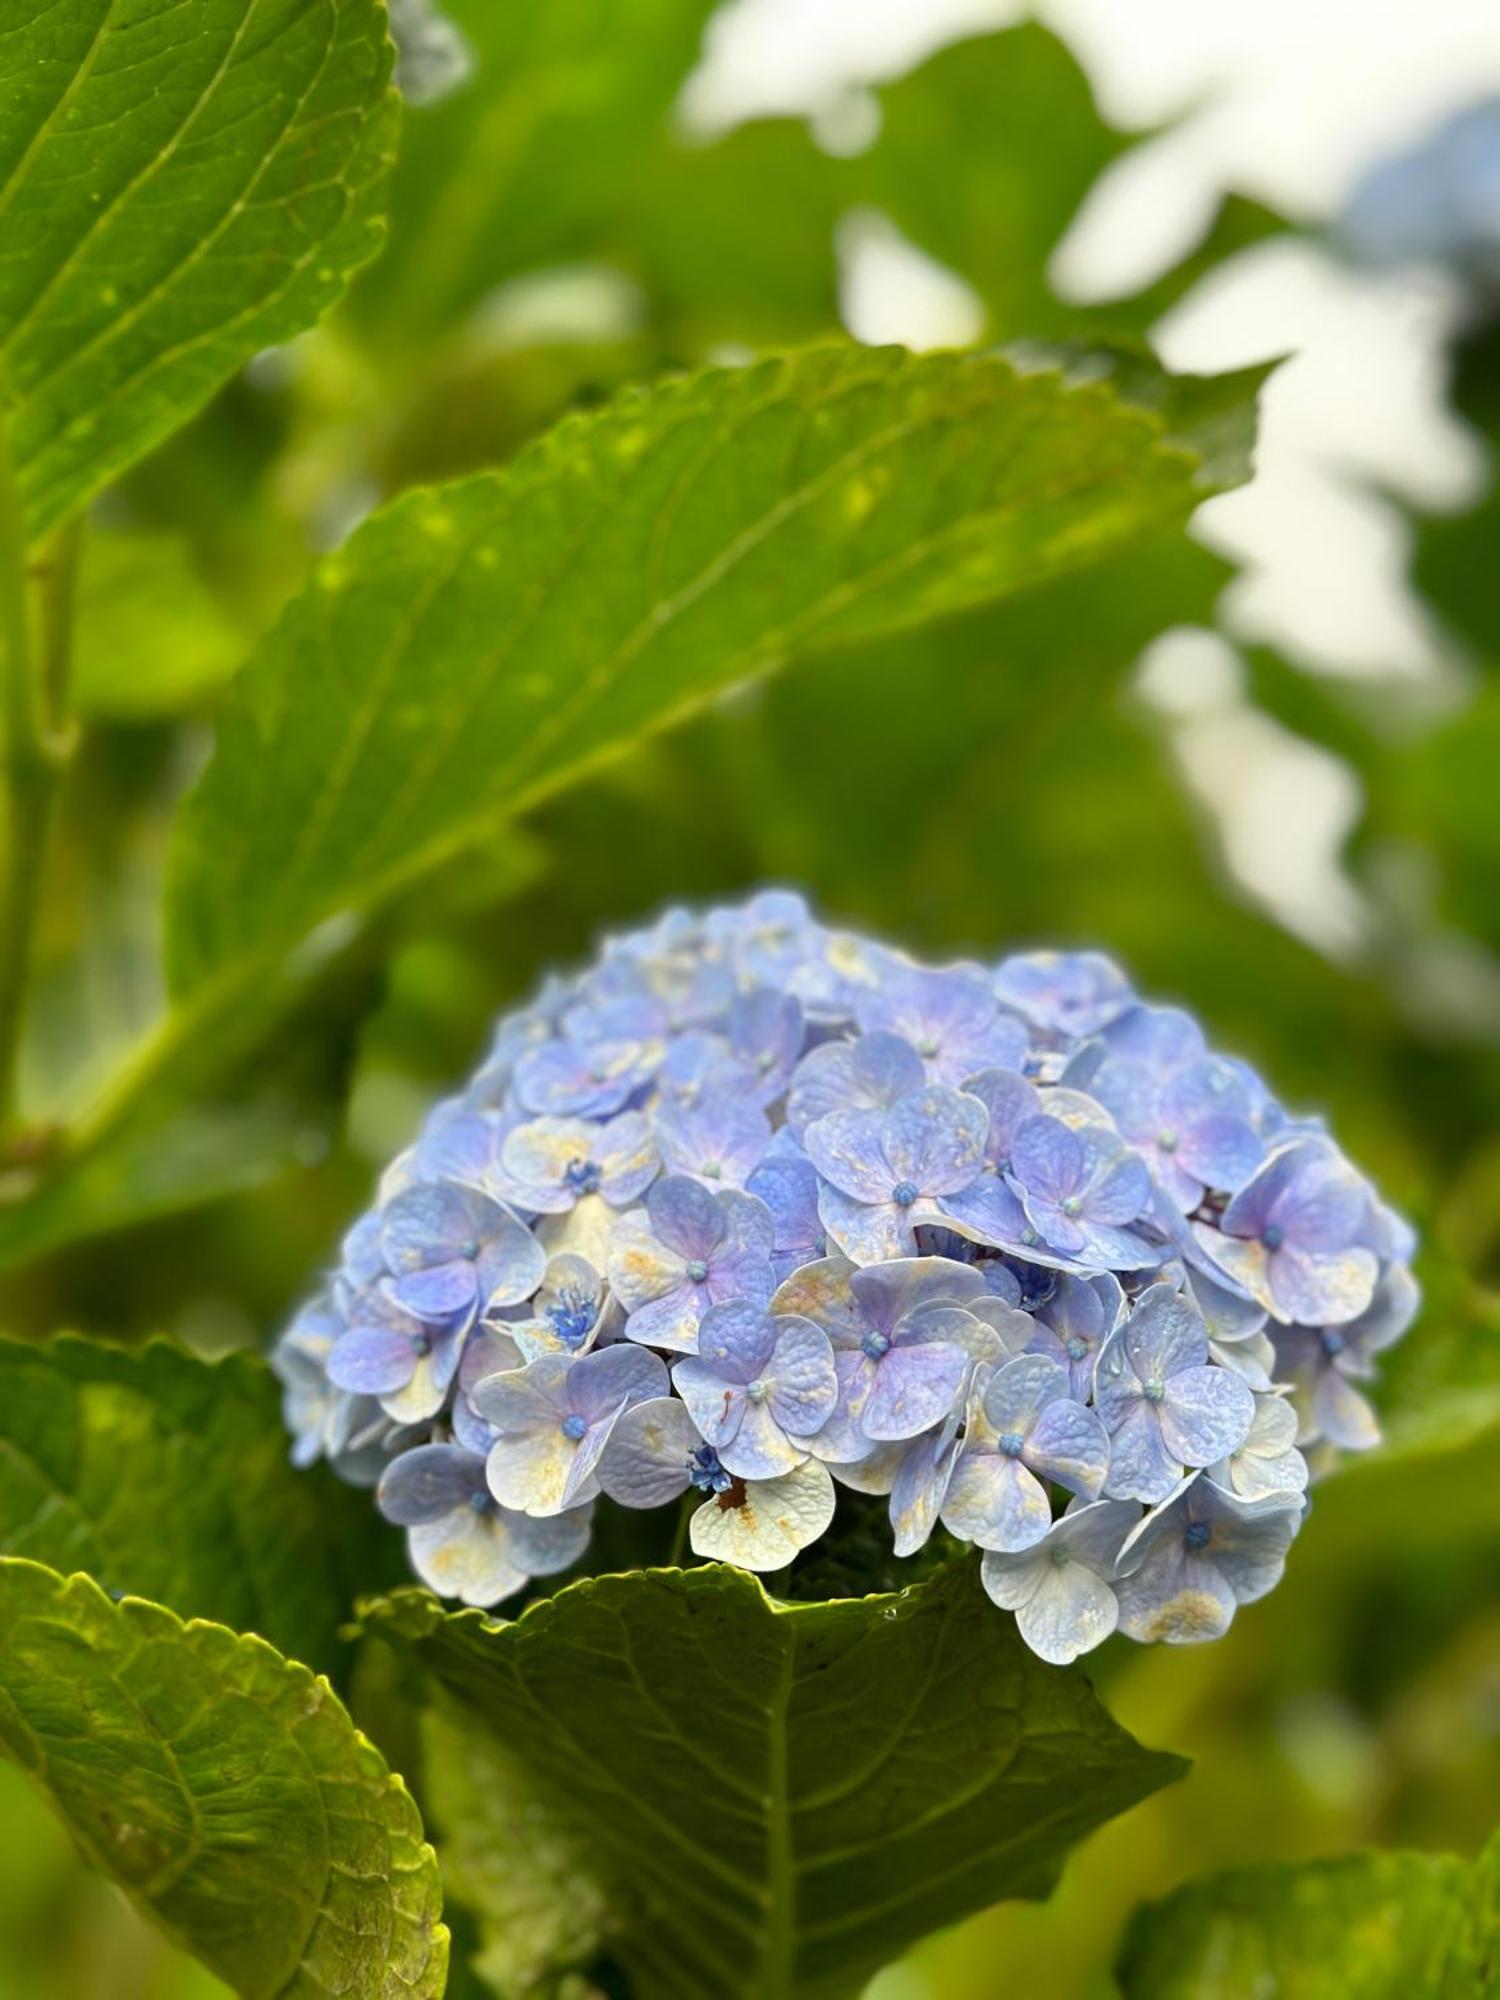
[561, 1413, 588, 1442]
[891, 1180, 919, 1208]
[687, 1445, 733, 1495]
[548, 1289, 596, 1349]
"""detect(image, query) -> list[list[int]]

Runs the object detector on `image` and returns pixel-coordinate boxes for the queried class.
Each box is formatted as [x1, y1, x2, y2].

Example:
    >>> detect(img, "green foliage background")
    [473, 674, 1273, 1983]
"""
[0, 3, 1497, 1995]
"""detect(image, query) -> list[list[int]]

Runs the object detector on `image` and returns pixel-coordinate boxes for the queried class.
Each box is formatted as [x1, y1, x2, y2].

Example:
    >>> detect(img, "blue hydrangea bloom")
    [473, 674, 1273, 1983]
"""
[1095, 1281, 1257, 1503]
[803, 1083, 988, 1262]
[1114, 1474, 1303, 1644]
[672, 1301, 837, 1479]
[275, 894, 1417, 1654]
[941, 1356, 1111, 1552]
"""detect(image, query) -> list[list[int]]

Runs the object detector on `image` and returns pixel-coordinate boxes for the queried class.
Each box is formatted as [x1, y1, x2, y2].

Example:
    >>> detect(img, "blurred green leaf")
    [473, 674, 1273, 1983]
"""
[1116, 1831, 1499, 1998]
[1388, 680, 1500, 954]
[615, 27, 1288, 356]
[0, 1336, 402, 1674]
[0, 0, 398, 539]
[621, 118, 844, 350]
[856, 26, 1125, 339]
[358, 0, 715, 348]
[0, 1559, 447, 1999]
[363, 1560, 1185, 2000]
[165, 343, 1259, 996]
[421, 1692, 609, 1999]
[1412, 323, 1500, 668]
[71, 528, 245, 721]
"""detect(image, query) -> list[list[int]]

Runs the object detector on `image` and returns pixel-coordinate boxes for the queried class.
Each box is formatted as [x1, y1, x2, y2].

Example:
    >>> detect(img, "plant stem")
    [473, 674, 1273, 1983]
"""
[0, 423, 77, 1133]
[667, 1492, 693, 1567]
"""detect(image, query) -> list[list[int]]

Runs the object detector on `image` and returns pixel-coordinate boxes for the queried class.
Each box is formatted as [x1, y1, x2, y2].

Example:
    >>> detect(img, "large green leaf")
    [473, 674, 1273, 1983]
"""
[363, 1560, 1186, 2000]
[0, 1336, 402, 1674]
[0, 1559, 447, 1998]
[1116, 1833, 1499, 1998]
[164, 343, 1258, 996]
[0, 0, 398, 538]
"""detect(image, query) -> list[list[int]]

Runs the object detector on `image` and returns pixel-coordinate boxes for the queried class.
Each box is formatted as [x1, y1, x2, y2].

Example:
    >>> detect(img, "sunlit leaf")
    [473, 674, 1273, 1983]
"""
[1116, 1832, 1499, 1998]
[0, 1559, 447, 1999]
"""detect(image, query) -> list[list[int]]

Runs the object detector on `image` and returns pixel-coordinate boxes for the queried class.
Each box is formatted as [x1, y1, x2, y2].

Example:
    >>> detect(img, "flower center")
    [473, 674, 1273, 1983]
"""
[547, 1290, 596, 1349]
[1065, 1336, 1087, 1362]
[468, 1490, 495, 1515]
[561, 1413, 588, 1442]
[1050, 1545, 1071, 1569]
[860, 1330, 891, 1361]
[747, 1378, 769, 1404]
[701, 1159, 723, 1180]
[1184, 1520, 1212, 1551]
[1262, 1223, 1285, 1252]
[563, 1155, 600, 1193]
[459, 1238, 479, 1260]
[687, 1445, 733, 1495]
[998, 1430, 1026, 1458]
[917, 1036, 940, 1059]
[1157, 1129, 1178, 1153]
[685, 1259, 710, 1284]
[1061, 1194, 1083, 1218]
[1319, 1328, 1344, 1359]
[891, 1179, 919, 1208]
[1142, 1378, 1165, 1405]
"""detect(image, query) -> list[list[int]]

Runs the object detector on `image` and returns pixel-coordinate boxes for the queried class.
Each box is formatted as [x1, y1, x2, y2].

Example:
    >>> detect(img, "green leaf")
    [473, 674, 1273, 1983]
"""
[0, 1559, 447, 1999]
[613, 26, 1288, 355]
[362, 1560, 1186, 2000]
[1116, 1832, 1499, 1999]
[855, 25, 1127, 340]
[358, 0, 716, 347]
[0, 0, 399, 538]
[71, 526, 246, 720]
[0, 1336, 402, 1674]
[164, 343, 1259, 996]
[421, 1692, 609, 1999]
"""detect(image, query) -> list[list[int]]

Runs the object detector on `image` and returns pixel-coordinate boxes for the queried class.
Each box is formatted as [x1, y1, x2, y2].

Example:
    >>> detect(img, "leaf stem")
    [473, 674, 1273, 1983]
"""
[0, 421, 78, 1133]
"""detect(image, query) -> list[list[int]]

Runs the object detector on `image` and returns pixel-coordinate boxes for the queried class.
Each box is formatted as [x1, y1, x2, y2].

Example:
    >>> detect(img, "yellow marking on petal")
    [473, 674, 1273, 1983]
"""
[1137, 1589, 1226, 1643]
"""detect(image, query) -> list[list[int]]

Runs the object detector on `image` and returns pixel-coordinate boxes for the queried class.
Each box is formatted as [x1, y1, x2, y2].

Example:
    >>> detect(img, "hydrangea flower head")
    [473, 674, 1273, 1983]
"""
[276, 895, 1418, 1661]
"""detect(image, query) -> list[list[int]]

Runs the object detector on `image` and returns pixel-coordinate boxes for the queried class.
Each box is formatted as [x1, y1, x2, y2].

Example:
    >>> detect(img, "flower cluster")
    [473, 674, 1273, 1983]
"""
[275, 895, 1417, 1663]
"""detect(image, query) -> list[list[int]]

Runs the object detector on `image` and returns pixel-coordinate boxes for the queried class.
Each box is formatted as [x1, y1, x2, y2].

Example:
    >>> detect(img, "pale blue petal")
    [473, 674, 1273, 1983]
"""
[881, 1086, 987, 1197]
[1159, 1365, 1255, 1467]
[862, 1340, 966, 1441]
